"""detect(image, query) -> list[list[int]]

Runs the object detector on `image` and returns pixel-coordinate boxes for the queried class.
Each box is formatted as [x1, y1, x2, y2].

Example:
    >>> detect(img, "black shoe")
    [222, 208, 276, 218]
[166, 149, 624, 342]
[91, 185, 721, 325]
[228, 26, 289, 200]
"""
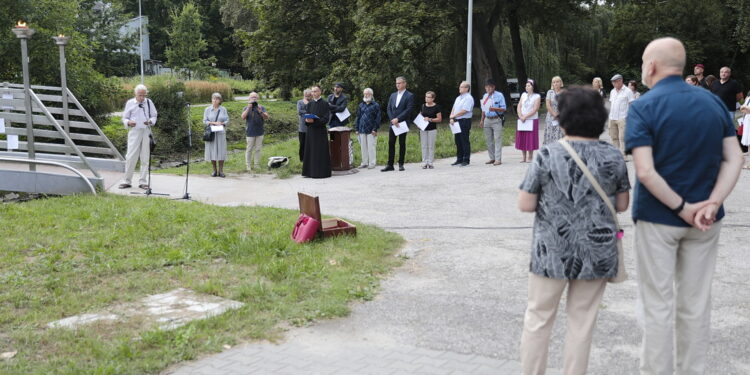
[211, 171, 218, 177]
[381, 165, 395, 172]
[460, 162, 470, 167]
[398, 165, 405, 171]
[118, 183, 131, 189]
[451, 160, 462, 166]
[218, 172, 225, 178]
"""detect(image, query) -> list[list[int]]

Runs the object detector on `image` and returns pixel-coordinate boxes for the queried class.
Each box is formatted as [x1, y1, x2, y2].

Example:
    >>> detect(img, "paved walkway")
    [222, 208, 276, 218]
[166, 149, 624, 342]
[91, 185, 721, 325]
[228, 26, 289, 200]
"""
[105, 141, 750, 375]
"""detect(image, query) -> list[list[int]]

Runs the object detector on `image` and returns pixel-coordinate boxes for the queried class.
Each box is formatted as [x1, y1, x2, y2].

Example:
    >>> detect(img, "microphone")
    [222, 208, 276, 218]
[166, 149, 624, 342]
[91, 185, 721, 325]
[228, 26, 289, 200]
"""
[138, 103, 144, 108]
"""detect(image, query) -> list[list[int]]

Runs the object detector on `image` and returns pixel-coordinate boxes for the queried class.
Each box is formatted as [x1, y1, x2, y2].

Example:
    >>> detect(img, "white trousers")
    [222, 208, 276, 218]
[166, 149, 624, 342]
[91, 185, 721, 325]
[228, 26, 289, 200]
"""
[122, 127, 151, 185]
[246, 135, 264, 169]
[520, 273, 607, 375]
[635, 220, 722, 375]
[358, 133, 377, 167]
[419, 129, 437, 164]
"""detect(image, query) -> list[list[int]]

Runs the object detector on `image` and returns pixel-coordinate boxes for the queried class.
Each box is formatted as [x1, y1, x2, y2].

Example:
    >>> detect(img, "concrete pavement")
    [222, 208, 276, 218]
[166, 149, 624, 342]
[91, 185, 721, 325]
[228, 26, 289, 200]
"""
[104, 141, 750, 375]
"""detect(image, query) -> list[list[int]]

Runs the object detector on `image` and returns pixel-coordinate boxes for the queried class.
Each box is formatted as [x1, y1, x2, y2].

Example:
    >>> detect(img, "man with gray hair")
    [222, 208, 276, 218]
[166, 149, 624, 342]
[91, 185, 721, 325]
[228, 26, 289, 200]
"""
[242, 92, 269, 170]
[626, 37, 743, 374]
[119, 84, 157, 189]
[355, 87, 381, 169]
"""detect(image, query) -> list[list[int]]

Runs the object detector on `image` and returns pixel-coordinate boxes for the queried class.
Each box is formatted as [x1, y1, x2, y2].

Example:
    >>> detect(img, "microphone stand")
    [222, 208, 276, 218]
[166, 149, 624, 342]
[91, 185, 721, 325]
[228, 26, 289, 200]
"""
[175, 102, 192, 200]
[130, 123, 169, 197]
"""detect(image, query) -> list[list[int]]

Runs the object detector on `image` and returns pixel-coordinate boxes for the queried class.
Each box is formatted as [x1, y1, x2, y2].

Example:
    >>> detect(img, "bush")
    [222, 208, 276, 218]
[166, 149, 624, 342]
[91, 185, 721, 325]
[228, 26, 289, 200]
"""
[148, 80, 193, 155]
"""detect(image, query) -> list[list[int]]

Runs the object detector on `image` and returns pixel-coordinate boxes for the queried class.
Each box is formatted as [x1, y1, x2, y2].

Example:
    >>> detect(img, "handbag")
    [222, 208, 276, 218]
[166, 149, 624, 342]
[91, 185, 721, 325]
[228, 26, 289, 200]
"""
[203, 109, 220, 142]
[559, 139, 628, 283]
[291, 213, 320, 243]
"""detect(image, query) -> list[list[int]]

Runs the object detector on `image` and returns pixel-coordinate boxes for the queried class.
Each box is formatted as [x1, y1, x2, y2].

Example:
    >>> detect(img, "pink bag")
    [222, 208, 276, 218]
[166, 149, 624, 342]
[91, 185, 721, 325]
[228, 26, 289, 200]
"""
[291, 214, 320, 243]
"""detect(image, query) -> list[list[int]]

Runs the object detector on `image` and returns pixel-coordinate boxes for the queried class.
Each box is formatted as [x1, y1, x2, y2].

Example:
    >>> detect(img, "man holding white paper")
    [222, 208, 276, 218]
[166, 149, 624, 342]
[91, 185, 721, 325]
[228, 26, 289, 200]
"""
[119, 84, 158, 189]
[479, 78, 506, 166]
[328, 82, 350, 128]
[449, 81, 475, 167]
[382, 76, 414, 172]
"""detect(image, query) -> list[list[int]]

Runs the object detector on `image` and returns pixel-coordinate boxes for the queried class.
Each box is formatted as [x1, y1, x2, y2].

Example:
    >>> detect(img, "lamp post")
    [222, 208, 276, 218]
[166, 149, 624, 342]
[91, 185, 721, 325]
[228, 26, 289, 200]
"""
[139, 0, 144, 84]
[52, 34, 71, 147]
[12, 21, 36, 171]
[466, 0, 473, 84]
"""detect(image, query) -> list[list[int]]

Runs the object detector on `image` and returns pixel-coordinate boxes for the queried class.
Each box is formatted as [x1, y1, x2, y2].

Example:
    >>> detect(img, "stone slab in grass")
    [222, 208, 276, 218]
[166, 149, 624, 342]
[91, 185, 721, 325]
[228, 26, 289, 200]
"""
[48, 288, 244, 330]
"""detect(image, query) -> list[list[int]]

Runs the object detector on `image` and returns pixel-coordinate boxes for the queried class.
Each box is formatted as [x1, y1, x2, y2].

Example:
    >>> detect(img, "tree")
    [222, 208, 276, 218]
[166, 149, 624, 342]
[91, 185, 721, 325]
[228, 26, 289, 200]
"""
[77, 0, 139, 77]
[164, 2, 215, 79]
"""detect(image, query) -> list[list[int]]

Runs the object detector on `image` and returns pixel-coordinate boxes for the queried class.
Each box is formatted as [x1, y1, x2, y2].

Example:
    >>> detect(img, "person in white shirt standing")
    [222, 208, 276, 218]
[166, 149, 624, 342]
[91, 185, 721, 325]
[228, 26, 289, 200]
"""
[608, 74, 635, 156]
[119, 84, 158, 189]
[449, 81, 475, 166]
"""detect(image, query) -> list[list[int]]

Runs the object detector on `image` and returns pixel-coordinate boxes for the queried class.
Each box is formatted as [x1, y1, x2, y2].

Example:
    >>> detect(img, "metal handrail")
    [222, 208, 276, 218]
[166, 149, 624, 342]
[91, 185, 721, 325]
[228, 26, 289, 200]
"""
[0, 156, 97, 195]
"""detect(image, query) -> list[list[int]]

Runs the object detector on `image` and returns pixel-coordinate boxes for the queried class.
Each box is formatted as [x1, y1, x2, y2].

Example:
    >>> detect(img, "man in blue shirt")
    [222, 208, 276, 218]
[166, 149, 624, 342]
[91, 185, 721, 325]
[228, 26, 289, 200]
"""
[478, 78, 506, 165]
[625, 37, 743, 375]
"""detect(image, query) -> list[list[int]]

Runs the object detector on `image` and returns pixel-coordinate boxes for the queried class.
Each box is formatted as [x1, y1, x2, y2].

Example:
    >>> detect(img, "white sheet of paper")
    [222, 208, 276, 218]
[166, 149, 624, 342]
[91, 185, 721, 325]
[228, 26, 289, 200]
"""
[449, 122, 462, 134]
[518, 118, 534, 131]
[7, 134, 18, 150]
[1, 94, 12, 110]
[481, 99, 492, 113]
[391, 121, 409, 136]
[336, 108, 351, 121]
[210, 125, 224, 132]
[413, 114, 429, 131]
[0, 118, 5, 134]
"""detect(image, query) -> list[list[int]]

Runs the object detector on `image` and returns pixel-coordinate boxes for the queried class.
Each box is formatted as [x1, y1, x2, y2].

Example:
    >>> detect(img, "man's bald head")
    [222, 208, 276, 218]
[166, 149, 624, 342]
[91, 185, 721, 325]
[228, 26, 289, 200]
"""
[641, 37, 686, 88]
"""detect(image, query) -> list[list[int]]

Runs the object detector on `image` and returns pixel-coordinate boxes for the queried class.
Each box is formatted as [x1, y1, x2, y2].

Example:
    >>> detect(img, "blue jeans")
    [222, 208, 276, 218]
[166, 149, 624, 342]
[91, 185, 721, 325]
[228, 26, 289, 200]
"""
[454, 118, 472, 163]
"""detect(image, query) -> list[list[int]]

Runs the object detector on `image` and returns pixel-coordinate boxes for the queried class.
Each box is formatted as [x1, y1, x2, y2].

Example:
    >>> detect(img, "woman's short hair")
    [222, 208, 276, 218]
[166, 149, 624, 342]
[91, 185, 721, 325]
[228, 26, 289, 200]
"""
[705, 75, 717, 87]
[134, 84, 148, 94]
[550, 76, 563, 90]
[526, 79, 538, 93]
[685, 75, 699, 85]
[627, 80, 638, 89]
[592, 77, 603, 89]
[425, 91, 436, 98]
[211, 92, 222, 101]
[557, 86, 608, 138]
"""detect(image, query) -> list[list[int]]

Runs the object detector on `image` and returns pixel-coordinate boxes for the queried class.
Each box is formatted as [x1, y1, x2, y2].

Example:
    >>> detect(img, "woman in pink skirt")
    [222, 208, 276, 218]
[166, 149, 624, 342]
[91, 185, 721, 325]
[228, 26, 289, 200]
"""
[516, 79, 541, 162]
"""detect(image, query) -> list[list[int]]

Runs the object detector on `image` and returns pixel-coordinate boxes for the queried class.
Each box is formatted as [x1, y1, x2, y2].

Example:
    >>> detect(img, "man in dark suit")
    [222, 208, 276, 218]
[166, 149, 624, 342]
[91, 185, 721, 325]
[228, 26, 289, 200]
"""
[382, 76, 414, 171]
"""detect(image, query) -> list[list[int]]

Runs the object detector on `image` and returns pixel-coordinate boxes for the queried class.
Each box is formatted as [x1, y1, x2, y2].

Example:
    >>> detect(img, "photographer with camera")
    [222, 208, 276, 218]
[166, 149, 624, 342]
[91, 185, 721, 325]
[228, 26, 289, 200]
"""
[242, 92, 270, 171]
[119, 84, 158, 189]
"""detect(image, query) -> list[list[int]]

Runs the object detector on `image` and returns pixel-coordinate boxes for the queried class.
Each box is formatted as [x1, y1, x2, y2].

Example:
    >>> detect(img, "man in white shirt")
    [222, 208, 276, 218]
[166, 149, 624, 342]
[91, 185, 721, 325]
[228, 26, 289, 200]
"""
[449, 81, 475, 166]
[119, 84, 158, 189]
[609, 74, 635, 155]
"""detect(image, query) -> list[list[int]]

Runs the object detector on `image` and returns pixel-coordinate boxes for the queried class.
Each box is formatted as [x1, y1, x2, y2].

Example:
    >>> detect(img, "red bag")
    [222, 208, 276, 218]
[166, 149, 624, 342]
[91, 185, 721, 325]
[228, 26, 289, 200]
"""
[291, 214, 319, 243]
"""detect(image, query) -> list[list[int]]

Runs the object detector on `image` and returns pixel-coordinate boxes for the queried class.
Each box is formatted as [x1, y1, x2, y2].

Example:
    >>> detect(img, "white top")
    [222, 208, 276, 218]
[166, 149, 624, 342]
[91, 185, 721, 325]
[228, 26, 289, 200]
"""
[608, 87, 635, 120]
[122, 98, 158, 129]
[395, 90, 405, 107]
[520, 92, 540, 120]
[451, 93, 475, 119]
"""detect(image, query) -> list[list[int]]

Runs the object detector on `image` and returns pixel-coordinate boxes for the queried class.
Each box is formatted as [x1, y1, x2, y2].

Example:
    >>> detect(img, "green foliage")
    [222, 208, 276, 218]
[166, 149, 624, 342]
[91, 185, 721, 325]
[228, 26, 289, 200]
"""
[165, 2, 216, 79]
[148, 80, 191, 153]
[0, 194, 403, 374]
[77, 0, 139, 77]
[0, 0, 119, 125]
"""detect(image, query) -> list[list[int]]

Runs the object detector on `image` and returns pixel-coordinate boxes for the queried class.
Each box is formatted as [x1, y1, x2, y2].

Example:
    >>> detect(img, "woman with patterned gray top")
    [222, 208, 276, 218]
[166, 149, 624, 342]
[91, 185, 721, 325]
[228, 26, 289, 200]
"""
[203, 92, 229, 177]
[518, 86, 630, 375]
[543, 76, 564, 145]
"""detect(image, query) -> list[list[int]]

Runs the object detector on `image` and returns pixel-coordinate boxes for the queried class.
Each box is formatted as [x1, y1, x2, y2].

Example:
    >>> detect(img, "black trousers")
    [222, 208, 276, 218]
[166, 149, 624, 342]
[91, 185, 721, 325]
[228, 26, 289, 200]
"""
[298, 132, 306, 162]
[454, 118, 472, 163]
[387, 127, 407, 166]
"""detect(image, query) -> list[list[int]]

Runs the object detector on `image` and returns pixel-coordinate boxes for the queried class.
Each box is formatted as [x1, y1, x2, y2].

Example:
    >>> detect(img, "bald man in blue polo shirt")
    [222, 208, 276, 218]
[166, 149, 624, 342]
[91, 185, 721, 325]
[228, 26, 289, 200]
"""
[625, 37, 743, 375]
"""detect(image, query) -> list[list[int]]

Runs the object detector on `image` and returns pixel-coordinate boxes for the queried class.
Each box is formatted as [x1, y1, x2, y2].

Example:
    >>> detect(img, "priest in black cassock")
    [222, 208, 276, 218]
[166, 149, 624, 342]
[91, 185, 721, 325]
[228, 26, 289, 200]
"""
[302, 85, 332, 178]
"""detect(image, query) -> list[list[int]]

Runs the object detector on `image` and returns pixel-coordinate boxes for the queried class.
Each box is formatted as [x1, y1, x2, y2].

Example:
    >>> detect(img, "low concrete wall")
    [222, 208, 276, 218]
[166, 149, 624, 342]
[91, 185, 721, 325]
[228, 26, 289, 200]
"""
[0, 170, 102, 194]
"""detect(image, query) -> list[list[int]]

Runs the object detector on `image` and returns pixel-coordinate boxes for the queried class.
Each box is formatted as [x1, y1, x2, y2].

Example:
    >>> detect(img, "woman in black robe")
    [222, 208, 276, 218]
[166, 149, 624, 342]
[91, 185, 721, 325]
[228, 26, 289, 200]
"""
[302, 85, 332, 178]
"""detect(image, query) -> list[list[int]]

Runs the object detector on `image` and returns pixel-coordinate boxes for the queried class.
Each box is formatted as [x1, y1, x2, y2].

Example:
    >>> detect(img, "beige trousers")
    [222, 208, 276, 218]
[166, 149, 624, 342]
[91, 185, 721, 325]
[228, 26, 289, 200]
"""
[521, 273, 607, 375]
[358, 133, 377, 167]
[635, 220, 722, 375]
[122, 127, 151, 185]
[608, 119, 626, 154]
[245, 135, 264, 169]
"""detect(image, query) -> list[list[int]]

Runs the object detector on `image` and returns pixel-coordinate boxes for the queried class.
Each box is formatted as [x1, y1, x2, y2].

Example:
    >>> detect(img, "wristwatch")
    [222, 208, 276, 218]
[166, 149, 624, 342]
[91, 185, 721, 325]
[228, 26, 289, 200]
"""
[671, 198, 685, 214]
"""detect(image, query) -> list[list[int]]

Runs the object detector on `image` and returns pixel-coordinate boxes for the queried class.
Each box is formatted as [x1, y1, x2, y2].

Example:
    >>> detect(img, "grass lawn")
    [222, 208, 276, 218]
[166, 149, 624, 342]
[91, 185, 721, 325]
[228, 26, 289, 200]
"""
[0, 194, 403, 374]
[158, 109, 522, 178]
